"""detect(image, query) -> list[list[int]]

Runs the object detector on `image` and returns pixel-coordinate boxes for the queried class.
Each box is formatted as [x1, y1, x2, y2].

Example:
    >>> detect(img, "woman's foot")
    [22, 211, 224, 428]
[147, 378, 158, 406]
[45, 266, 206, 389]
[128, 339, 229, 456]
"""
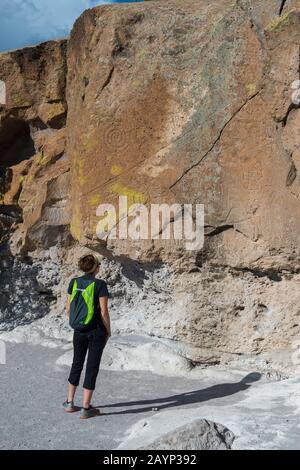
[63, 400, 76, 413]
[80, 405, 101, 419]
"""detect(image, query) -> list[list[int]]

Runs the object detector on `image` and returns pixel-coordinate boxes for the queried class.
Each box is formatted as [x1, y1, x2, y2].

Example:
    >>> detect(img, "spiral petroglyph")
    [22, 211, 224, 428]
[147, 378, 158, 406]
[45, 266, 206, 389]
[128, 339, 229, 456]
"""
[102, 120, 130, 152]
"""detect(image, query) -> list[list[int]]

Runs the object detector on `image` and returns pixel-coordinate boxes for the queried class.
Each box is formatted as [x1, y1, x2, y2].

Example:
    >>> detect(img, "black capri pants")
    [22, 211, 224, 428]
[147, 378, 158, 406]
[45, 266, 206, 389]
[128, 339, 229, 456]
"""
[68, 327, 107, 391]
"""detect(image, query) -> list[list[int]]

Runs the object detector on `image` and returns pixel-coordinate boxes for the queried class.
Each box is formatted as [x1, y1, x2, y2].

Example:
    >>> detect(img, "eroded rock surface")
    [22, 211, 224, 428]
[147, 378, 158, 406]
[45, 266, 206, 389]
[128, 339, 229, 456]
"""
[140, 419, 235, 450]
[0, 39, 70, 254]
[1, 0, 300, 376]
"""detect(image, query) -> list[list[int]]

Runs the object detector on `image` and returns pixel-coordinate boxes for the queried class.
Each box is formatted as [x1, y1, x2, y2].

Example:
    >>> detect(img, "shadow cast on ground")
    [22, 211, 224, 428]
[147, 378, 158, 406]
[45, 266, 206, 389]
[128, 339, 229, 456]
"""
[96, 372, 262, 416]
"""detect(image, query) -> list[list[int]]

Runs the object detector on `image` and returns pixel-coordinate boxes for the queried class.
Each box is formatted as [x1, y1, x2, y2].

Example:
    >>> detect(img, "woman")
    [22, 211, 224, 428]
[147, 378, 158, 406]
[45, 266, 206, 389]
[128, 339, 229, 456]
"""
[63, 253, 111, 419]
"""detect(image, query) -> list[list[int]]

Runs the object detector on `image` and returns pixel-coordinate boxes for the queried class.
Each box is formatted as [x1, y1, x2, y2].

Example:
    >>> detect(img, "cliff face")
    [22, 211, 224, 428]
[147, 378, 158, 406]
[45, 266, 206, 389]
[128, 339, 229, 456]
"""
[0, 40, 69, 252]
[1, 0, 300, 374]
[67, 0, 300, 268]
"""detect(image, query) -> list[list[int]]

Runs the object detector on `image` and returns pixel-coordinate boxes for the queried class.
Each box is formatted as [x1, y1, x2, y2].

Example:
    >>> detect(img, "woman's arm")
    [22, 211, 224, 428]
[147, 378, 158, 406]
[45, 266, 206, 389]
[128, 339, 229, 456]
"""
[66, 296, 71, 318]
[99, 296, 111, 337]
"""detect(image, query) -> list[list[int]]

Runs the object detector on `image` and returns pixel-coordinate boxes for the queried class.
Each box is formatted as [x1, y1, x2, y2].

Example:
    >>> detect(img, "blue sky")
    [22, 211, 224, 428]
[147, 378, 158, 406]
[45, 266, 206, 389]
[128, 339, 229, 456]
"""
[0, 0, 143, 52]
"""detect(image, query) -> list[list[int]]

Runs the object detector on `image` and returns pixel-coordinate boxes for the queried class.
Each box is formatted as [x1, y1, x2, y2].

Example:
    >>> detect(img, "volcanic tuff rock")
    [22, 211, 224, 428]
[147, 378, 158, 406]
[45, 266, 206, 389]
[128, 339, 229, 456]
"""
[0, 39, 70, 253]
[1, 0, 300, 374]
[139, 419, 235, 450]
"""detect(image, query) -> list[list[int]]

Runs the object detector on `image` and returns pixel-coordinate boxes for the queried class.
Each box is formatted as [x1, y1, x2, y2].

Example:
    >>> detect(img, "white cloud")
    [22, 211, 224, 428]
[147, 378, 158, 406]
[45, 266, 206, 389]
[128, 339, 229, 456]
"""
[0, 0, 140, 52]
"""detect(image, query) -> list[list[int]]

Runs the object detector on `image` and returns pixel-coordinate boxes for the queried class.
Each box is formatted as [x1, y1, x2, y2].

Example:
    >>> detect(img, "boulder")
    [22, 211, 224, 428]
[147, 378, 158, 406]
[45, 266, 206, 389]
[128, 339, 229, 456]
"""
[140, 419, 235, 450]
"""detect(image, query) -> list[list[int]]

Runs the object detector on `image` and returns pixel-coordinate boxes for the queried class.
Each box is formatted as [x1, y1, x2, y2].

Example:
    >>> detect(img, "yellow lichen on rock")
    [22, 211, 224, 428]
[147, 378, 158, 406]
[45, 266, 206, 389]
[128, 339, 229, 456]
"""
[110, 182, 146, 206]
[266, 13, 289, 32]
[110, 165, 123, 176]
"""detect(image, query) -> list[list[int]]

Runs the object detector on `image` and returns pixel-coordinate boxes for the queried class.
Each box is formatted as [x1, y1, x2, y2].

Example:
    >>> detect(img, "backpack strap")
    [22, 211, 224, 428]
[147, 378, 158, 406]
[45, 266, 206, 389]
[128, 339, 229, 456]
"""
[70, 279, 78, 303]
[81, 282, 95, 325]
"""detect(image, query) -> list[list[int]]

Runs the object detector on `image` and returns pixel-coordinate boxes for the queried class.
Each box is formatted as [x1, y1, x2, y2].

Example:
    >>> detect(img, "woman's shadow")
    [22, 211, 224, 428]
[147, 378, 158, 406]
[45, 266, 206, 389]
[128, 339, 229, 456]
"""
[96, 372, 261, 416]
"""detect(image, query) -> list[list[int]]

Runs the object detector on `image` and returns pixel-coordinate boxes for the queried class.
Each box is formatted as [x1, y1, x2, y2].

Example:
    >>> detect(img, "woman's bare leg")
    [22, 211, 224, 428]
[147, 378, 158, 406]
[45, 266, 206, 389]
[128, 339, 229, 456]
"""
[83, 388, 93, 408]
[67, 383, 77, 402]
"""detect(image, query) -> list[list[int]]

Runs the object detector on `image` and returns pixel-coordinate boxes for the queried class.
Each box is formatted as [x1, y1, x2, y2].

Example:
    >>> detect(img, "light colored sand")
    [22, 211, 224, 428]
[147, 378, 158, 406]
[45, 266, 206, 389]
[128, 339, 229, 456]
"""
[1, 342, 300, 450]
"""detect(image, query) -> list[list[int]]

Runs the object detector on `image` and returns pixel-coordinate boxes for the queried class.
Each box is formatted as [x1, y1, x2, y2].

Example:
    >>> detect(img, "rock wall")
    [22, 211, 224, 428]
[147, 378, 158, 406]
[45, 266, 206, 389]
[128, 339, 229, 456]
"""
[0, 40, 72, 330]
[0, 39, 70, 253]
[1, 0, 300, 375]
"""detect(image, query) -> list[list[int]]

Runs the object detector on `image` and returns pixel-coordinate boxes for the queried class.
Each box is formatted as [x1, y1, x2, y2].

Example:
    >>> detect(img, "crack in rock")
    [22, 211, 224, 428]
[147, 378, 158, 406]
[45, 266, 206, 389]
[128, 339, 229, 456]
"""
[286, 158, 297, 187]
[279, 0, 287, 15]
[280, 102, 300, 127]
[205, 224, 234, 237]
[169, 92, 260, 190]
[100, 65, 115, 93]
